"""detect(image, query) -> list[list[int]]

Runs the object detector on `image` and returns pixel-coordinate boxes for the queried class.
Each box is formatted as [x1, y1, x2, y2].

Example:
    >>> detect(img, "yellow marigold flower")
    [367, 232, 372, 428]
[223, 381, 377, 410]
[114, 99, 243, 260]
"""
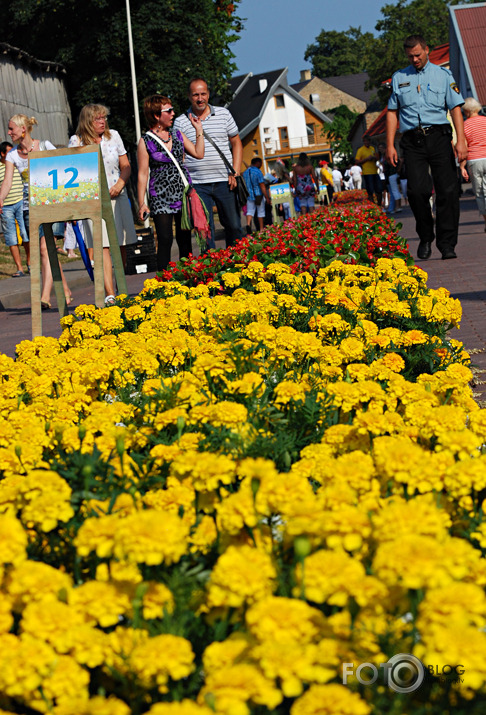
[20, 470, 74, 532]
[250, 640, 339, 697]
[129, 634, 194, 693]
[373, 534, 481, 589]
[0, 514, 27, 566]
[202, 634, 251, 673]
[205, 545, 276, 609]
[113, 510, 190, 566]
[142, 582, 175, 619]
[436, 429, 484, 460]
[414, 622, 486, 693]
[294, 549, 367, 606]
[417, 582, 486, 630]
[198, 663, 282, 714]
[216, 480, 259, 535]
[221, 272, 242, 288]
[291, 683, 370, 715]
[143, 476, 196, 520]
[246, 597, 326, 644]
[170, 451, 237, 492]
[40, 653, 90, 711]
[74, 514, 119, 559]
[319, 505, 372, 553]
[68, 581, 133, 627]
[7, 560, 72, 611]
[21, 599, 87, 652]
[274, 380, 308, 405]
[371, 494, 451, 544]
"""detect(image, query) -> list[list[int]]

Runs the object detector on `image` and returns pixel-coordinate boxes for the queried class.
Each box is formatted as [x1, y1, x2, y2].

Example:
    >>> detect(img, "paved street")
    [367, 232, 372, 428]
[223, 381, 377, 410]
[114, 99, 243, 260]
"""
[1, 196, 485, 399]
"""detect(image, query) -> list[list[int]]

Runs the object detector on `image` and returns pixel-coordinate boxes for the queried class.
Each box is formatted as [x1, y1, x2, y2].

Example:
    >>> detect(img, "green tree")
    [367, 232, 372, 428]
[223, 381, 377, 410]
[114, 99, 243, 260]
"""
[323, 106, 359, 165]
[304, 27, 375, 78]
[3, 0, 243, 143]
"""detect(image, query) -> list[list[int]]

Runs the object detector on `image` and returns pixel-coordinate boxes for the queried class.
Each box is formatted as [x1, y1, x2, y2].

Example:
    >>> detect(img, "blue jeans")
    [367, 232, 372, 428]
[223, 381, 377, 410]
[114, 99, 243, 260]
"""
[194, 181, 243, 249]
[1, 200, 28, 246]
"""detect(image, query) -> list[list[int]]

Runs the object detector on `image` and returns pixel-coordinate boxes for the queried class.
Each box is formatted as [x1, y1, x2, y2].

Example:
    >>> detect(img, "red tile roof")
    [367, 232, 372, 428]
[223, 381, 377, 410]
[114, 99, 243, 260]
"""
[453, 6, 486, 105]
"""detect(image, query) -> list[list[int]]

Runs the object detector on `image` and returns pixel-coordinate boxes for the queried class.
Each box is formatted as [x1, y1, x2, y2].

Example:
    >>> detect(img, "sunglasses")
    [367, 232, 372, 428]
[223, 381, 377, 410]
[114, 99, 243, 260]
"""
[160, 108, 175, 114]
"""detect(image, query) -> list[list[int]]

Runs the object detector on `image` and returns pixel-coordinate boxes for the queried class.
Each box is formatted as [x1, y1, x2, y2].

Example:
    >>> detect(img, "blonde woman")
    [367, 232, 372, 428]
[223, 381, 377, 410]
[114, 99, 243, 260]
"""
[0, 114, 71, 309]
[69, 104, 137, 305]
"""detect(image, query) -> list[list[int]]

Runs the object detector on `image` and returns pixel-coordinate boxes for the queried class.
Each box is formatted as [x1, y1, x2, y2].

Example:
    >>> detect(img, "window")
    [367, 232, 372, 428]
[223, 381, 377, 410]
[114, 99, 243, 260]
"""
[306, 123, 316, 144]
[278, 126, 289, 148]
[264, 127, 271, 133]
[252, 139, 258, 145]
[274, 94, 285, 108]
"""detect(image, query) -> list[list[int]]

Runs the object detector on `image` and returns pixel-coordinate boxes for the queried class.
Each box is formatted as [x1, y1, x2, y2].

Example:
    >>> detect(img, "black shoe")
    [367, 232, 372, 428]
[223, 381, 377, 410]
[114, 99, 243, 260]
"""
[441, 250, 457, 260]
[417, 241, 432, 260]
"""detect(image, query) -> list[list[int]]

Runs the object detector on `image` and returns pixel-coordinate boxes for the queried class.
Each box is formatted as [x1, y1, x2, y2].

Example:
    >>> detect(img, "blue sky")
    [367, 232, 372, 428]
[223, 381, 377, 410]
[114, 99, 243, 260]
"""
[232, 0, 386, 83]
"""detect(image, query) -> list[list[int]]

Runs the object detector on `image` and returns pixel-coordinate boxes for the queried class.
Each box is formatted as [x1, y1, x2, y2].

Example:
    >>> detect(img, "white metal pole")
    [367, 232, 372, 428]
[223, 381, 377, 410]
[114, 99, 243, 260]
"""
[126, 0, 149, 227]
[126, 0, 141, 141]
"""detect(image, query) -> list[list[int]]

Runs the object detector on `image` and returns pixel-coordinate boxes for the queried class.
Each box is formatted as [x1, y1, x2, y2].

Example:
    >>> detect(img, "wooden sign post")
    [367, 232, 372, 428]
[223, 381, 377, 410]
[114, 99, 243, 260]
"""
[269, 182, 296, 223]
[28, 144, 127, 338]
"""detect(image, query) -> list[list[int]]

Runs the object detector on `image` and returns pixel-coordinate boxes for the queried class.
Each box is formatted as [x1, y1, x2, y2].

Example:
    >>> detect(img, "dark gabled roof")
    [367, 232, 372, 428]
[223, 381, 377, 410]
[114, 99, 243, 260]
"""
[227, 68, 332, 138]
[291, 79, 312, 93]
[226, 68, 287, 132]
[323, 72, 375, 104]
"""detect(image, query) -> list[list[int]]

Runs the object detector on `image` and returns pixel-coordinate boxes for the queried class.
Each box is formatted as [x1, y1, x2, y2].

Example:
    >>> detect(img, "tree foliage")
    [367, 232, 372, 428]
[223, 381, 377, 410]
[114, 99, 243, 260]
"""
[304, 27, 374, 78]
[306, 0, 476, 106]
[3, 0, 243, 143]
[323, 106, 359, 165]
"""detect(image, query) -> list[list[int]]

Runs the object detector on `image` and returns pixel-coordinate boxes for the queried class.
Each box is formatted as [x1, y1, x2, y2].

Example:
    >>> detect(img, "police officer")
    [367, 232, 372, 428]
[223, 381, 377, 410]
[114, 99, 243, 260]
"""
[386, 35, 467, 260]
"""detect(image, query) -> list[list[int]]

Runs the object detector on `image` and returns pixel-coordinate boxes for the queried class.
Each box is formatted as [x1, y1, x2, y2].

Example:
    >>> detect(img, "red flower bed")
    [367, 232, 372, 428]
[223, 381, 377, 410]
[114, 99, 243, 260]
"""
[159, 199, 410, 286]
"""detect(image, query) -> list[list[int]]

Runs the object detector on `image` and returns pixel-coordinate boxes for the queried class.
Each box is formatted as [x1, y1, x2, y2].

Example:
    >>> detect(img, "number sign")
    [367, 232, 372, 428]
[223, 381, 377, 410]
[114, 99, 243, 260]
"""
[29, 151, 99, 206]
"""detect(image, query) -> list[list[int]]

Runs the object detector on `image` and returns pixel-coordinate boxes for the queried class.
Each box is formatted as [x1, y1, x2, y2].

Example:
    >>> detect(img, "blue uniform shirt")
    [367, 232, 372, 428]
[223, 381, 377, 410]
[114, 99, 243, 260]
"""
[388, 61, 464, 133]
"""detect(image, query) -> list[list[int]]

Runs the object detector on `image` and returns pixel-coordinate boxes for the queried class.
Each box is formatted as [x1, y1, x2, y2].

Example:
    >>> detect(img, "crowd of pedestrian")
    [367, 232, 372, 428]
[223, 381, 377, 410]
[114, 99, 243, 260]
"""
[0, 35, 482, 305]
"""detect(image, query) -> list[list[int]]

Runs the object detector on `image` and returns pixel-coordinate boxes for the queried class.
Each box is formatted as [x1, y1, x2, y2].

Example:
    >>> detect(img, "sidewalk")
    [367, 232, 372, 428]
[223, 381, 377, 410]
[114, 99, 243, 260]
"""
[1, 198, 485, 399]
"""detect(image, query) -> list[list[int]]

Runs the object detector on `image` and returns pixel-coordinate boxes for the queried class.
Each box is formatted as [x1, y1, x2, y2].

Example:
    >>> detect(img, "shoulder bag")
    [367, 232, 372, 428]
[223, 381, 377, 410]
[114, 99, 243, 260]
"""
[146, 131, 210, 249]
[201, 128, 249, 207]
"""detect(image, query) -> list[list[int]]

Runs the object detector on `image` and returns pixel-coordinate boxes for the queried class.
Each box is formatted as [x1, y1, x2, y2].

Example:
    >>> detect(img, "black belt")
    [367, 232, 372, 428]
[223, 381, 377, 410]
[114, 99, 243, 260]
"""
[405, 124, 450, 137]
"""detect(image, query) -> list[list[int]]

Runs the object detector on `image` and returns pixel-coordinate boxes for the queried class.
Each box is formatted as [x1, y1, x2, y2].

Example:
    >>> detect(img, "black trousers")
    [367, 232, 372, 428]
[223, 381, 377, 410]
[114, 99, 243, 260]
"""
[153, 212, 192, 271]
[400, 127, 460, 253]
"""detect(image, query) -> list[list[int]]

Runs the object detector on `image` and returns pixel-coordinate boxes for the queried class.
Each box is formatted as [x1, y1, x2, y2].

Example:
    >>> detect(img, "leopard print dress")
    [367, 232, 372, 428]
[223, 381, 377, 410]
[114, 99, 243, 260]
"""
[143, 130, 192, 215]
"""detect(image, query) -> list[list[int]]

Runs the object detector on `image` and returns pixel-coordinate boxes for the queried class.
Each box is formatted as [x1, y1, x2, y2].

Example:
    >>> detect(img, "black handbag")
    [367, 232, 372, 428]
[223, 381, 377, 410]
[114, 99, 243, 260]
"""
[202, 129, 248, 206]
[236, 175, 249, 205]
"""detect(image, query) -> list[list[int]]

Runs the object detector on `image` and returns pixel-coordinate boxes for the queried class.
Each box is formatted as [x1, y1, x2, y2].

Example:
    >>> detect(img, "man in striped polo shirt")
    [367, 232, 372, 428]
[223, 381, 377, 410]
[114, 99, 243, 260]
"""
[0, 141, 30, 276]
[174, 78, 243, 249]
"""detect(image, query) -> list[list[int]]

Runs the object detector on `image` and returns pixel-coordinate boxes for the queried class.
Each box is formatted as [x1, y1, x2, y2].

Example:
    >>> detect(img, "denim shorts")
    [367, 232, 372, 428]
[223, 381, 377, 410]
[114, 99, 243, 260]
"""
[1, 200, 29, 246]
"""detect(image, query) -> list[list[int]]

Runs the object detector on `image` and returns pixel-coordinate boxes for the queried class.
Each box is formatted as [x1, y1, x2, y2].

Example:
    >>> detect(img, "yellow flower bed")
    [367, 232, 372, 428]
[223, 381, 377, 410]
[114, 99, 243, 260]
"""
[0, 258, 485, 714]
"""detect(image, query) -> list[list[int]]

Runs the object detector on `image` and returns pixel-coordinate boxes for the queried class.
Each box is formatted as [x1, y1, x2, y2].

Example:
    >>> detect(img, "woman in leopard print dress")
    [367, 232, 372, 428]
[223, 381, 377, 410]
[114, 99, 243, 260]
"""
[137, 94, 204, 270]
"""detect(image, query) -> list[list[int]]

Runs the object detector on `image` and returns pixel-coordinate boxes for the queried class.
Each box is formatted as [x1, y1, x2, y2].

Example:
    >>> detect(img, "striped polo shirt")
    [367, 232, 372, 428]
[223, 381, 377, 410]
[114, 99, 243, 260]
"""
[464, 115, 486, 162]
[0, 161, 24, 206]
[173, 105, 239, 184]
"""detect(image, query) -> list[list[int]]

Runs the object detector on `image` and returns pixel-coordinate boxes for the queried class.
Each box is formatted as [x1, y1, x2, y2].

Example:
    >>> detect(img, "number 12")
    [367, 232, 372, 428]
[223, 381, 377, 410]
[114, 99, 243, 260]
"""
[48, 167, 79, 190]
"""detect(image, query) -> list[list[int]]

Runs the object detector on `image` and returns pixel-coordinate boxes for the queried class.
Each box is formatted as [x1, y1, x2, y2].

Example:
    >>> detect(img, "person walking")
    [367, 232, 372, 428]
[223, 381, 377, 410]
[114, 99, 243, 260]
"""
[460, 97, 486, 232]
[291, 153, 318, 215]
[137, 93, 205, 270]
[386, 34, 467, 260]
[173, 78, 243, 249]
[355, 136, 382, 205]
[243, 157, 269, 233]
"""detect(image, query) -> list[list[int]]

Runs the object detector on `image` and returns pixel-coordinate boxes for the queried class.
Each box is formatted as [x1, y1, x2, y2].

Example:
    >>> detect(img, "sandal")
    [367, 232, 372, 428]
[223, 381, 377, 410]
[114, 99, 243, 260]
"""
[65, 293, 73, 306]
[41, 301, 51, 311]
[12, 271, 25, 278]
[104, 295, 116, 306]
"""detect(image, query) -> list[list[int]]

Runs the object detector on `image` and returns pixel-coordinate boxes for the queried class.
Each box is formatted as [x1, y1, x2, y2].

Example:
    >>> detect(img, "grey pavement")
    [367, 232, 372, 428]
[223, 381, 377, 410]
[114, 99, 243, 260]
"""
[1, 198, 486, 401]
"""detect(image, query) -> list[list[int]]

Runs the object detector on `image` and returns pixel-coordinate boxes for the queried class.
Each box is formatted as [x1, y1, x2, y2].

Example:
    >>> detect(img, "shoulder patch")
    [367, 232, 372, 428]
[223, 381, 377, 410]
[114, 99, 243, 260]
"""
[450, 82, 460, 94]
